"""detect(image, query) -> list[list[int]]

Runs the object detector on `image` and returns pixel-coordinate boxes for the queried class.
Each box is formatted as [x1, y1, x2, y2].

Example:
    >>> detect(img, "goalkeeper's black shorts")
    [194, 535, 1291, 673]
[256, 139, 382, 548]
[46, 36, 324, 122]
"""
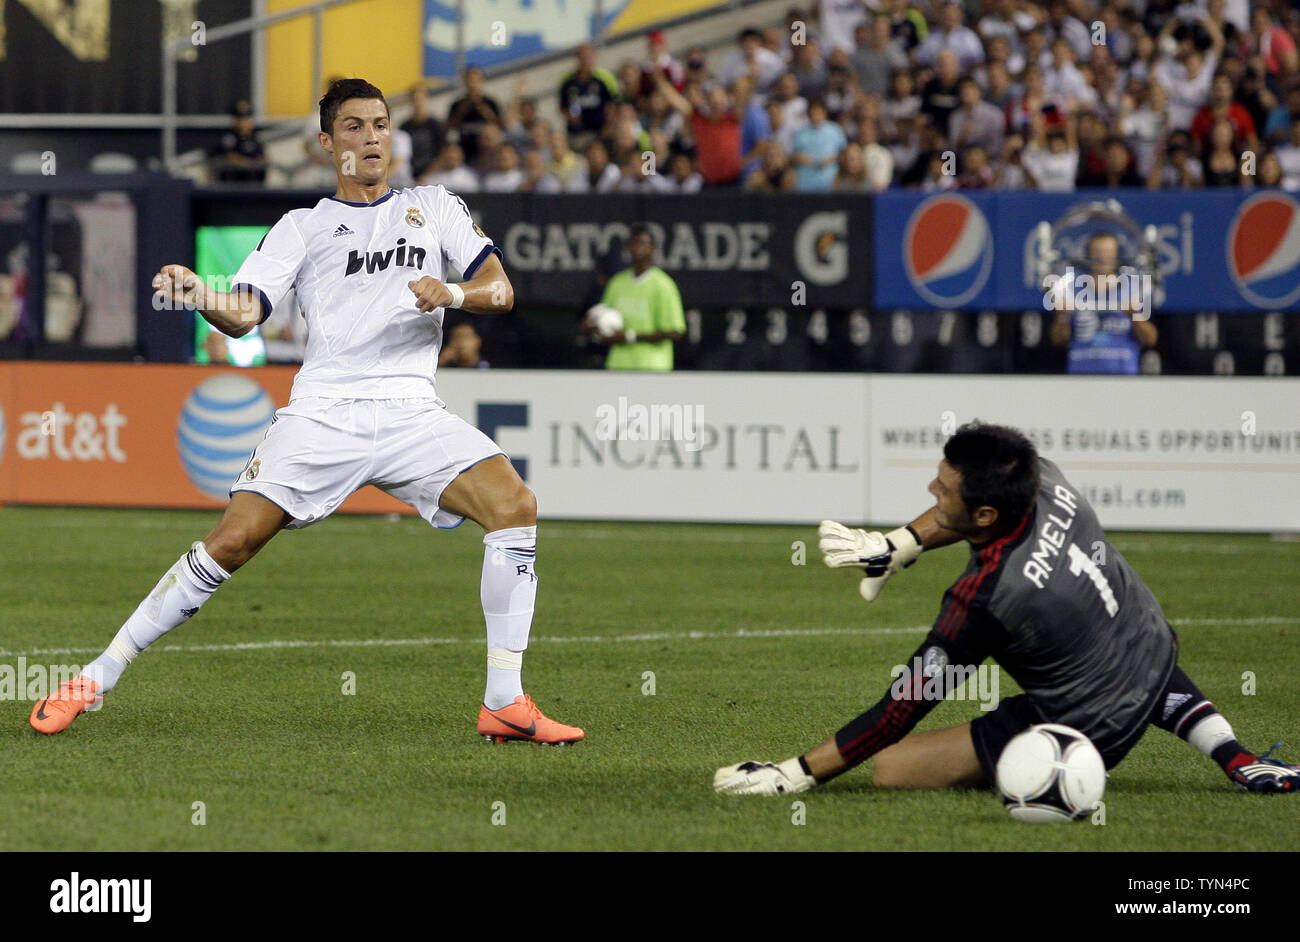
[970, 693, 1154, 785]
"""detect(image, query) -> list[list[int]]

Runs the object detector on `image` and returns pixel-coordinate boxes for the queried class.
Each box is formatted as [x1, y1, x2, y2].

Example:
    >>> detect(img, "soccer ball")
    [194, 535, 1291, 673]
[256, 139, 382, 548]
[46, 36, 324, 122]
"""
[585, 303, 624, 339]
[995, 723, 1106, 823]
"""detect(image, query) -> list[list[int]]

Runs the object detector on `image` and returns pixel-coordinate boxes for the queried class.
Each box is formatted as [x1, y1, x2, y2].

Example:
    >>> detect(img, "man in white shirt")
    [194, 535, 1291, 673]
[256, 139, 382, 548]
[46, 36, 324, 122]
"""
[33, 79, 585, 747]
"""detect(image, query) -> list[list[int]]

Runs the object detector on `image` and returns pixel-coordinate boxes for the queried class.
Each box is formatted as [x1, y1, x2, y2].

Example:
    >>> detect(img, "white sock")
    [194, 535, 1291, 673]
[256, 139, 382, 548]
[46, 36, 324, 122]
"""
[1185, 713, 1236, 758]
[480, 525, 536, 710]
[81, 541, 230, 693]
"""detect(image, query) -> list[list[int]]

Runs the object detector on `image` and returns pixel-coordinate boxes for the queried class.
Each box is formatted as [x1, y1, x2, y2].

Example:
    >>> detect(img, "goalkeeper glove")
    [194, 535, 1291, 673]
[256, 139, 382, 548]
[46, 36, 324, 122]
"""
[818, 521, 923, 602]
[714, 757, 816, 796]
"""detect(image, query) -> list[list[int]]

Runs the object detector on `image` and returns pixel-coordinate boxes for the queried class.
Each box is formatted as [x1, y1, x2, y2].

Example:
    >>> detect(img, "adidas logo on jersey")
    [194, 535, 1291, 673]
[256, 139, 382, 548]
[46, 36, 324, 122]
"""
[344, 238, 427, 277]
[333, 224, 354, 238]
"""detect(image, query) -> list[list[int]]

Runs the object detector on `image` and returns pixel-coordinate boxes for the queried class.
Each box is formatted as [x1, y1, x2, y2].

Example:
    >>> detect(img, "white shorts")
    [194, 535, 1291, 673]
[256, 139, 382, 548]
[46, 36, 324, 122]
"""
[229, 397, 505, 529]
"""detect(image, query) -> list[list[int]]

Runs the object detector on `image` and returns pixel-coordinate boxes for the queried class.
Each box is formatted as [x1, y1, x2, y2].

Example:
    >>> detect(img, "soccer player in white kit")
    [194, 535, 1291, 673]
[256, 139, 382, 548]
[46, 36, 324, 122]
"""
[31, 79, 584, 745]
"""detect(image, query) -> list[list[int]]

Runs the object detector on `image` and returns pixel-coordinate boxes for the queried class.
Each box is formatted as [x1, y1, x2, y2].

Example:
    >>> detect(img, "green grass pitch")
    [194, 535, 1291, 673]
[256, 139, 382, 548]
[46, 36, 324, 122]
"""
[1, 505, 1296, 851]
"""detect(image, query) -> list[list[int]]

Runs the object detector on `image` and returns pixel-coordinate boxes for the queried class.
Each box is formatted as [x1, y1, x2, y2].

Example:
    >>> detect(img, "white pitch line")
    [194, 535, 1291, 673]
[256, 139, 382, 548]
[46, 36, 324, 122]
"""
[0, 617, 1294, 660]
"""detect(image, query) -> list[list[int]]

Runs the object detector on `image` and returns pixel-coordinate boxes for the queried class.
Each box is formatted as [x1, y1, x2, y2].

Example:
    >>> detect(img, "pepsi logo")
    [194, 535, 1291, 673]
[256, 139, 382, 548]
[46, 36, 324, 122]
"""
[1226, 192, 1300, 309]
[902, 194, 994, 307]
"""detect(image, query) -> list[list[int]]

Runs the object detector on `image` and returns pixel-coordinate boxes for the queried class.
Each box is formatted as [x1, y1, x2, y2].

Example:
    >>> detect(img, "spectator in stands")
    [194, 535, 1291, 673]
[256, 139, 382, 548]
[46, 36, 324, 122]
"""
[482, 143, 525, 192]
[548, 125, 584, 185]
[1044, 0, 1092, 62]
[1146, 131, 1204, 188]
[644, 85, 686, 147]
[1022, 108, 1079, 192]
[1248, 6, 1299, 78]
[1191, 73, 1259, 154]
[667, 152, 705, 192]
[585, 224, 685, 372]
[995, 130, 1032, 188]
[819, 0, 869, 55]
[389, 122, 415, 188]
[914, 1, 984, 71]
[853, 116, 895, 190]
[833, 140, 870, 191]
[616, 60, 644, 106]
[957, 144, 996, 188]
[1276, 116, 1300, 190]
[949, 76, 1006, 157]
[214, 100, 267, 184]
[888, 112, 923, 176]
[899, 120, 948, 187]
[791, 98, 847, 191]
[471, 122, 504, 178]
[641, 30, 686, 95]
[1202, 118, 1247, 187]
[919, 48, 964, 136]
[791, 38, 830, 99]
[1043, 37, 1097, 110]
[883, 0, 928, 52]
[572, 138, 621, 192]
[446, 66, 501, 166]
[301, 74, 343, 189]
[401, 83, 445, 180]
[1120, 81, 1171, 178]
[851, 15, 907, 99]
[882, 68, 921, 126]
[1087, 46, 1124, 120]
[1155, 13, 1223, 129]
[1050, 231, 1157, 375]
[439, 322, 490, 368]
[560, 44, 620, 150]
[519, 148, 562, 193]
[1074, 111, 1110, 186]
[745, 140, 795, 191]
[502, 80, 544, 152]
[1254, 149, 1286, 189]
[978, 58, 1017, 112]
[977, 0, 1032, 56]
[733, 75, 773, 176]
[1097, 137, 1146, 187]
[421, 143, 479, 191]
[653, 69, 744, 187]
[719, 28, 788, 93]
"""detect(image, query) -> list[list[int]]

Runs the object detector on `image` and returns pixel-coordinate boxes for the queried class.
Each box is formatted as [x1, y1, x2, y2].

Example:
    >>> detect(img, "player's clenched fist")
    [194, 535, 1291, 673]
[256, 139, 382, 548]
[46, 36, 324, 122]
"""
[408, 276, 453, 313]
[152, 264, 208, 310]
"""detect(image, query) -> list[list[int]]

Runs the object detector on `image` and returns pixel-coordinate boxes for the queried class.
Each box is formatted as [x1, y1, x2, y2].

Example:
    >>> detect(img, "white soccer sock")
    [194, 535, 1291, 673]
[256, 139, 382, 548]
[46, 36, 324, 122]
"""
[81, 541, 230, 693]
[1185, 713, 1237, 758]
[480, 525, 536, 710]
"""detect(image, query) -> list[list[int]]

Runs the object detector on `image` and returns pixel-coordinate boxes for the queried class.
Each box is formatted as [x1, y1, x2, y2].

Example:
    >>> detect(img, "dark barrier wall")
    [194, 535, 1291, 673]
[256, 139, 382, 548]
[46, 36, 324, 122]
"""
[0, 1, 252, 114]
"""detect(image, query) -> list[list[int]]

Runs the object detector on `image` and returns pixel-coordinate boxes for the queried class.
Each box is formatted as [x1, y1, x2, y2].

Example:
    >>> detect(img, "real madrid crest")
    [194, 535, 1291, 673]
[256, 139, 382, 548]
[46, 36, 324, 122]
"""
[245, 459, 261, 481]
[406, 207, 425, 228]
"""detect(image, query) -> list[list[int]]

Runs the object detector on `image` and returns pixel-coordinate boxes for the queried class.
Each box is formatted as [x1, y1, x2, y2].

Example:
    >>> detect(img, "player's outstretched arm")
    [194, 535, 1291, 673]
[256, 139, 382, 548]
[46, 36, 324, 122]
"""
[408, 253, 514, 315]
[153, 264, 263, 338]
[818, 508, 962, 602]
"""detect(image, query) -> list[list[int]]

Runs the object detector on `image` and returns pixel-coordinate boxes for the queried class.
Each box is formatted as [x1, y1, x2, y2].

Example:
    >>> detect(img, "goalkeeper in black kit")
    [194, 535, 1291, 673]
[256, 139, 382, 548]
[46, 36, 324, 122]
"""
[715, 423, 1299, 796]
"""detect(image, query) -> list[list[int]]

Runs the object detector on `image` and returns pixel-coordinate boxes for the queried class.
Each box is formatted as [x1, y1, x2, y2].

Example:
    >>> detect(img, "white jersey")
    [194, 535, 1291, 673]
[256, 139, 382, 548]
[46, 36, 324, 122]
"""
[232, 185, 498, 401]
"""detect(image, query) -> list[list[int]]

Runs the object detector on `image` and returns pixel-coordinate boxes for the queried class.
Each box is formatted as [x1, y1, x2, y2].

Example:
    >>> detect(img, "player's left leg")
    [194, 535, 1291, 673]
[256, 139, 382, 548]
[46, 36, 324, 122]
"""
[864, 724, 986, 788]
[437, 454, 583, 744]
[1152, 664, 1298, 793]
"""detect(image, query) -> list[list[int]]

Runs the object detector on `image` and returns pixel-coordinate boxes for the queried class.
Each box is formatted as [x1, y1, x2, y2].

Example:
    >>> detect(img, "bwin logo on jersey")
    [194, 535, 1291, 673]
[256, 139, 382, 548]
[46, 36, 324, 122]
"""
[345, 238, 427, 277]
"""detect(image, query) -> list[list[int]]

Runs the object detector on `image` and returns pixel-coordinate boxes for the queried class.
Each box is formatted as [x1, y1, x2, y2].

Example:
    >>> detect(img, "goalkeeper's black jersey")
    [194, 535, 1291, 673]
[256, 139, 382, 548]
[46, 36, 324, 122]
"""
[836, 458, 1178, 767]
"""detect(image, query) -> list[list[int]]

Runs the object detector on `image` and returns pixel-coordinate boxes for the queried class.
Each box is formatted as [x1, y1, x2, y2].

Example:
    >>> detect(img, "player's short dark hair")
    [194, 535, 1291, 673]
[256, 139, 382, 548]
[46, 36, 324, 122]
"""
[943, 423, 1040, 526]
[628, 223, 654, 243]
[319, 78, 388, 134]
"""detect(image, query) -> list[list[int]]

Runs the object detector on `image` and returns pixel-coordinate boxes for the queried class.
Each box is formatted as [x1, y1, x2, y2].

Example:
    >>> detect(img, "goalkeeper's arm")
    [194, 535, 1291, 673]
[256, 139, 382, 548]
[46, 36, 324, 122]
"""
[818, 508, 963, 602]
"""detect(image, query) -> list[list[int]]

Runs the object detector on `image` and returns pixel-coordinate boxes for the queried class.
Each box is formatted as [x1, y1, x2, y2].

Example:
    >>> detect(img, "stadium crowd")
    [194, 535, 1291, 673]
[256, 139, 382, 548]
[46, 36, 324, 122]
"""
[352, 0, 1300, 195]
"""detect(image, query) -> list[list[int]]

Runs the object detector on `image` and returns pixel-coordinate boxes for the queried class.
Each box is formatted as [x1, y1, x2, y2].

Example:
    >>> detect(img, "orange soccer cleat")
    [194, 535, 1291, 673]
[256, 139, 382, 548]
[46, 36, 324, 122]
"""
[30, 676, 101, 735]
[477, 694, 585, 745]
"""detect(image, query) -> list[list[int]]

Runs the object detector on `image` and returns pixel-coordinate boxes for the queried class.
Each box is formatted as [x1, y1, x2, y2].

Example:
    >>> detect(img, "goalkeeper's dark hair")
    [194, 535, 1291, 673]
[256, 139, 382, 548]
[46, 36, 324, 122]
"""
[943, 422, 1040, 527]
[319, 78, 388, 134]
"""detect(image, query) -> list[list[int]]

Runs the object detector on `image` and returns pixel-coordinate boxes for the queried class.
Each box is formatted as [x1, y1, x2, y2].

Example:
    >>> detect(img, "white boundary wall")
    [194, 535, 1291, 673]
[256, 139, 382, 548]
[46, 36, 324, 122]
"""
[435, 371, 1300, 532]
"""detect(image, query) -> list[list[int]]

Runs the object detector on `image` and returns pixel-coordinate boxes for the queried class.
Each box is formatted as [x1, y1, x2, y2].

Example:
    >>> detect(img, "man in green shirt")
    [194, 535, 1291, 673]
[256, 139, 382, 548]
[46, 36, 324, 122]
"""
[588, 225, 686, 371]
